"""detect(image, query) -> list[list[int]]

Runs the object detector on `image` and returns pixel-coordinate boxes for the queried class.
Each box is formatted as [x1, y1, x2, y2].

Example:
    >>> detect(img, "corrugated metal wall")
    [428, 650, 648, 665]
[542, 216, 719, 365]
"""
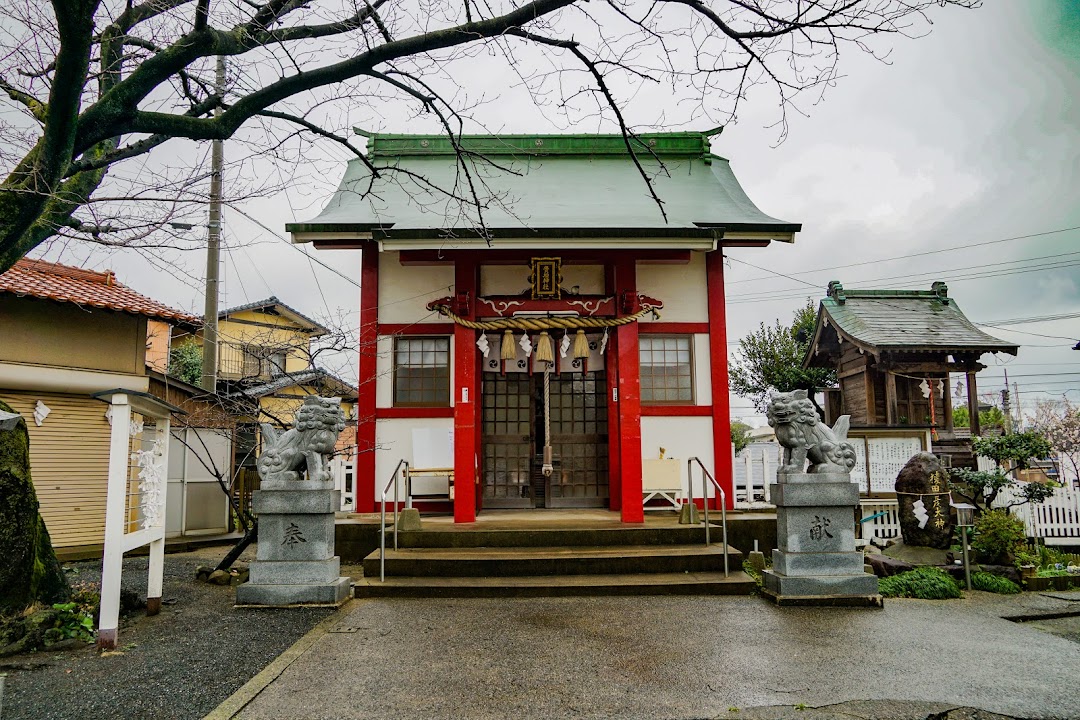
[2, 391, 111, 548]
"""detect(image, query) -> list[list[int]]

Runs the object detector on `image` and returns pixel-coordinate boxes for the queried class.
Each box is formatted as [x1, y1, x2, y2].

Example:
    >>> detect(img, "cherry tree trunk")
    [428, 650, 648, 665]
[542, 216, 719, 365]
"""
[0, 400, 70, 613]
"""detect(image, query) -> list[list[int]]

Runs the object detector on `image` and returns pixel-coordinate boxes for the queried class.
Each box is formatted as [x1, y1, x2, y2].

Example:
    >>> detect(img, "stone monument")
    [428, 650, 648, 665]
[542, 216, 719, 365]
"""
[236, 396, 351, 607]
[760, 390, 881, 606]
[894, 452, 954, 549]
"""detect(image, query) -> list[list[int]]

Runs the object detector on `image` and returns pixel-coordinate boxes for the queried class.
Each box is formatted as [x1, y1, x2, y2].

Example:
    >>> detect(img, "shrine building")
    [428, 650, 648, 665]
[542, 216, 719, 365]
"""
[288, 131, 800, 523]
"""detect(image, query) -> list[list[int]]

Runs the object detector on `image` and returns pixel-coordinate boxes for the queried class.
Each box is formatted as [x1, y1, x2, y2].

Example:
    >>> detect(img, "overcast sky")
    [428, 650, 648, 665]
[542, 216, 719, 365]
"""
[41, 0, 1079, 422]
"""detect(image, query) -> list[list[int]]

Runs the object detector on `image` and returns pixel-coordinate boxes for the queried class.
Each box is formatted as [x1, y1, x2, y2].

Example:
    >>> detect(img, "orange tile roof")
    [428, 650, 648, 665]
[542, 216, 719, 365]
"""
[0, 258, 200, 325]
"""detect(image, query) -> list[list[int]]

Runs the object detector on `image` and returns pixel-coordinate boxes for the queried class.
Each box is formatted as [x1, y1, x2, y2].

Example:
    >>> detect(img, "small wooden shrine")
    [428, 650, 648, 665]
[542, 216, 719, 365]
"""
[803, 281, 1019, 466]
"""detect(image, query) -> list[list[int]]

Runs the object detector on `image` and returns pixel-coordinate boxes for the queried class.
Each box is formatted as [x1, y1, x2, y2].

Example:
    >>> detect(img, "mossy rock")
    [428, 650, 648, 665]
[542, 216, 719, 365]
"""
[0, 400, 70, 613]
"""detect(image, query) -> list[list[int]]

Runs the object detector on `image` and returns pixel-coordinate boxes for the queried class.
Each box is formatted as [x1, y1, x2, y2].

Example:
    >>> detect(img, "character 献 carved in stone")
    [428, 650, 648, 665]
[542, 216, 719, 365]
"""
[766, 389, 857, 474]
[257, 396, 346, 484]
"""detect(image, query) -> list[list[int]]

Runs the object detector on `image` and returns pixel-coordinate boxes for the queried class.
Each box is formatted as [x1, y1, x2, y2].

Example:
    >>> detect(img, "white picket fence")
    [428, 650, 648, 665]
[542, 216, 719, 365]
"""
[733, 442, 776, 508]
[995, 485, 1080, 545]
[329, 457, 356, 512]
[858, 499, 901, 544]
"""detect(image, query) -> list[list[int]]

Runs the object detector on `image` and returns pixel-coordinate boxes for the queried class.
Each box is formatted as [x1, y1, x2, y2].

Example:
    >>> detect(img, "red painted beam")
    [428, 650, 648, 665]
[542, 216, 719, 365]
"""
[399, 249, 692, 265]
[706, 251, 735, 511]
[356, 248, 379, 513]
[639, 322, 710, 335]
[378, 323, 455, 335]
[376, 407, 455, 419]
[614, 258, 644, 523]
[476, 296, 616, 318]
[641, 405, 712, 417]
[453, 257, 479, 523]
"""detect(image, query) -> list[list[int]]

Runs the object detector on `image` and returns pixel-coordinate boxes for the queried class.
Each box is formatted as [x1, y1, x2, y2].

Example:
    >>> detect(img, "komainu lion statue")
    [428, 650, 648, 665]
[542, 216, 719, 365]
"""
[766, 389, 857, 474]
[257, 396, 346, 484]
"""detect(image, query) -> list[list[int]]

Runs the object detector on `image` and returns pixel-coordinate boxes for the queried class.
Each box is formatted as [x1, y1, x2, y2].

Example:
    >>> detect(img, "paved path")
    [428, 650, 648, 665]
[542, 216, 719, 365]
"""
[213, 591, 1080, 720]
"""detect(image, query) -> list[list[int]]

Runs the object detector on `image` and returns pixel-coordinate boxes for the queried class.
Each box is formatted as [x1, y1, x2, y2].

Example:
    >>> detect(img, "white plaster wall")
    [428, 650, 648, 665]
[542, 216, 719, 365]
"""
[641, 416, 717, 498]
[693, 333, 712, 405]
[375, 335, 455, 408]
[378, 251, 456, 324]
[479, 264, 604, 296]
[636, 251, 708, 323]
[374, 417, 455, 501]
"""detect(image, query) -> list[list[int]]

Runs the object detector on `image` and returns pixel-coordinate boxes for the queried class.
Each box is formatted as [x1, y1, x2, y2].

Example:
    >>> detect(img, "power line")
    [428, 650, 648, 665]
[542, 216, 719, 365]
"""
[228, 205, 361, 289]
[728, 251, 1080, 304]
[725, 224, 1080, 286]
[979, 324, 1079, 341]
[975, 311, 1080, 326]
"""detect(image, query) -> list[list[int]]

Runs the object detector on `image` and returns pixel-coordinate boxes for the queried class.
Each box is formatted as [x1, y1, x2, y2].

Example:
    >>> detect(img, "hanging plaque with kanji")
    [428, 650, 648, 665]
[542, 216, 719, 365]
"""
[530, 257, 561, 300]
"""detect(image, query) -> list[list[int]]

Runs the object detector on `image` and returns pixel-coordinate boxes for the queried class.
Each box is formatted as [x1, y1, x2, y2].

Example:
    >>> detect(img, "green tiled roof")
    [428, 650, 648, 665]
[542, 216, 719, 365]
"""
[287, 131, 799, 243]
[809, 281, 1018, 357]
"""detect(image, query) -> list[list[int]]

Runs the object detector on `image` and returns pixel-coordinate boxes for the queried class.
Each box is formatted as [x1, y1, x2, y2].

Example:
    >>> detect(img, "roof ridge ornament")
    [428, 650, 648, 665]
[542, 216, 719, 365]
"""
[827, 280, 845, 304]
[931, 281, 950, 305]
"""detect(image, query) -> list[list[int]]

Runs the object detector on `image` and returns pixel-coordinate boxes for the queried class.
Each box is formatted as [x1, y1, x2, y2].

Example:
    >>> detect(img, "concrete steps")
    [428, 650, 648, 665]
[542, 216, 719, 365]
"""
[389, 525, 717, 549]
[362, 543, 740, 578]
[357, 531, 753, 597]
[354, 570, 755, 598]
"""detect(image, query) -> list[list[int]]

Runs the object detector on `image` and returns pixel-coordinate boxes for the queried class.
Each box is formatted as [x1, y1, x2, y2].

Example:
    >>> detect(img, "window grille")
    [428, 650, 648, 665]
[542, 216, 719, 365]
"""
[394, 337, 451, 406]
[639, 335, 693, 404]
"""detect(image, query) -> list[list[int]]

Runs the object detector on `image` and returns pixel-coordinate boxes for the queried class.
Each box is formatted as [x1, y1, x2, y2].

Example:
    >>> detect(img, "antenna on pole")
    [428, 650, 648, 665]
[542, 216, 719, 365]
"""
[201, 55, 225, 392]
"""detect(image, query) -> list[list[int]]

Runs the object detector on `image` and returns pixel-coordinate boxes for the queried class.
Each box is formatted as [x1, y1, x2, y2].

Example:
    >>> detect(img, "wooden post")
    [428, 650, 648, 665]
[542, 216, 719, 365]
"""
[614, 258, 643, 523]
[98, 394, 131, 650]
[453, 256, 479, 523]
[356, 246, 378, 513]
[943, 374, 954, 433]
[706, 251, 735, 510]
[967, 370, 980, 437]
[885, 372, 898, 425]
[605, 263, 622, 511]
[146, 416, 169, 616]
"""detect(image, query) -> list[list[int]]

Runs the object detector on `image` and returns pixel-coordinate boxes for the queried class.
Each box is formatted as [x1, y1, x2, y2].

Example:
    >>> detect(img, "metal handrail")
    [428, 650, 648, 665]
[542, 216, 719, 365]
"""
[379, 459, 410, 582]
[686, 457, 729, 577]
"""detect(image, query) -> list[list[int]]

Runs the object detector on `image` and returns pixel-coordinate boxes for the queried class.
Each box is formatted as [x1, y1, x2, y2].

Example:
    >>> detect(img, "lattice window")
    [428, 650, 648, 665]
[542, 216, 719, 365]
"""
[393, 337, 450, 406]
[639, 335, 693, 404]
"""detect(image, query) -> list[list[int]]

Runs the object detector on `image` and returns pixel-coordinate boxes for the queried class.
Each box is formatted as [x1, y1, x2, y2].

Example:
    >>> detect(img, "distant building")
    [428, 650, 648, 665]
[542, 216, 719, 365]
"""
[0, 259, 201, 554]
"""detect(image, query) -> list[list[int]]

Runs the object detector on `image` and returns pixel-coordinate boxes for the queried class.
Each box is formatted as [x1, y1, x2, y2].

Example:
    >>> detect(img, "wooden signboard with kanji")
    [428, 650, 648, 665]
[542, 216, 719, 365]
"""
[530, 257, 561, 300]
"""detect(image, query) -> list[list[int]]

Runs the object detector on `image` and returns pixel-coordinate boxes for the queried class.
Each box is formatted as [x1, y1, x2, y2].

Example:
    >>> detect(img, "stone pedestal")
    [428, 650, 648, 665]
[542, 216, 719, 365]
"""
[235, 480, 351, 607]
[762, 472, 881, 607]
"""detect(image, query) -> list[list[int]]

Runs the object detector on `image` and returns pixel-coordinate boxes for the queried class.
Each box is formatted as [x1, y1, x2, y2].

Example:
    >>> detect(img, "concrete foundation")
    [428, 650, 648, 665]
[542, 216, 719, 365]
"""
[236, 487, 352, 607]
[765, 471, 880, 607]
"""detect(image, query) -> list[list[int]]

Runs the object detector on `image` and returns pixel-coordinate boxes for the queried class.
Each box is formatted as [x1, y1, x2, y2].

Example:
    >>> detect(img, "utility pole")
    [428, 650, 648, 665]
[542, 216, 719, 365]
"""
[201, 55, 225, 392]
[1013, 381, 1022, 430]
[1001, 388, 1012, 434]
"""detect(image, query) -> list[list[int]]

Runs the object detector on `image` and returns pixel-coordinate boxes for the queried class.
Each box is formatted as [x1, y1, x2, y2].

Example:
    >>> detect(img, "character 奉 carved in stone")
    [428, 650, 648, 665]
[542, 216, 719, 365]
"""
[257, 396, 346, 484]
[766, 389, 857, 474]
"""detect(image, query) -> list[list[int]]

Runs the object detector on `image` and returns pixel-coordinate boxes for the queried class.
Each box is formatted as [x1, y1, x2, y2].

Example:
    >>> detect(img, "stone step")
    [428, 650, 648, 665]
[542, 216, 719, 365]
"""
[353, 570, 756, 598]
[362, 543, 741, 578]
[391, 525, 724, 549]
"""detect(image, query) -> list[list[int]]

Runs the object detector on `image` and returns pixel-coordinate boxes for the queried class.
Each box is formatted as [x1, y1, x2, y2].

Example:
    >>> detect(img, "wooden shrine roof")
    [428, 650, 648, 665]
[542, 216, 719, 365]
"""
[804, 281, 1019, 367]
[287, 131, 800, 249]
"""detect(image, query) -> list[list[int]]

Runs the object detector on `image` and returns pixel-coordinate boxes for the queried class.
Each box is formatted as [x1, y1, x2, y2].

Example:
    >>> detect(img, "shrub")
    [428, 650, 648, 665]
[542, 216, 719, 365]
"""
[971, 510, 1026, 565]
[168, 338, 203, 385]
[878, 567, 962, 599]
[971, 572, 1021, 594]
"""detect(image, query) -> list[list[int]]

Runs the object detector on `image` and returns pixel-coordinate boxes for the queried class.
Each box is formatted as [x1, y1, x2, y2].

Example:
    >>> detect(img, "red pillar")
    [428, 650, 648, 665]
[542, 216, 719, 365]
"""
[614, 258, 644, 523]
[706, 250, 735, 511]
[453, 256, 479, 522]
[355, 245, 378, 513]
[605, 264, 622, 511]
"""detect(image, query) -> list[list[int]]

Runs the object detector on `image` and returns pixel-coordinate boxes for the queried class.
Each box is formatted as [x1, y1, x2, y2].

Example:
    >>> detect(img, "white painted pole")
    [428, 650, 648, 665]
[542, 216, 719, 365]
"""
[147, 416, 169, 615]
[763, 447, 772, 503]
[99, 394, 131, 650]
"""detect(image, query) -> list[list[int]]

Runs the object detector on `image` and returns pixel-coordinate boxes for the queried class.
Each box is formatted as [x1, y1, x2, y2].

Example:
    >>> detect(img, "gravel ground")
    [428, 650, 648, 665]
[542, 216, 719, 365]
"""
[1, 548, 338, 720]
